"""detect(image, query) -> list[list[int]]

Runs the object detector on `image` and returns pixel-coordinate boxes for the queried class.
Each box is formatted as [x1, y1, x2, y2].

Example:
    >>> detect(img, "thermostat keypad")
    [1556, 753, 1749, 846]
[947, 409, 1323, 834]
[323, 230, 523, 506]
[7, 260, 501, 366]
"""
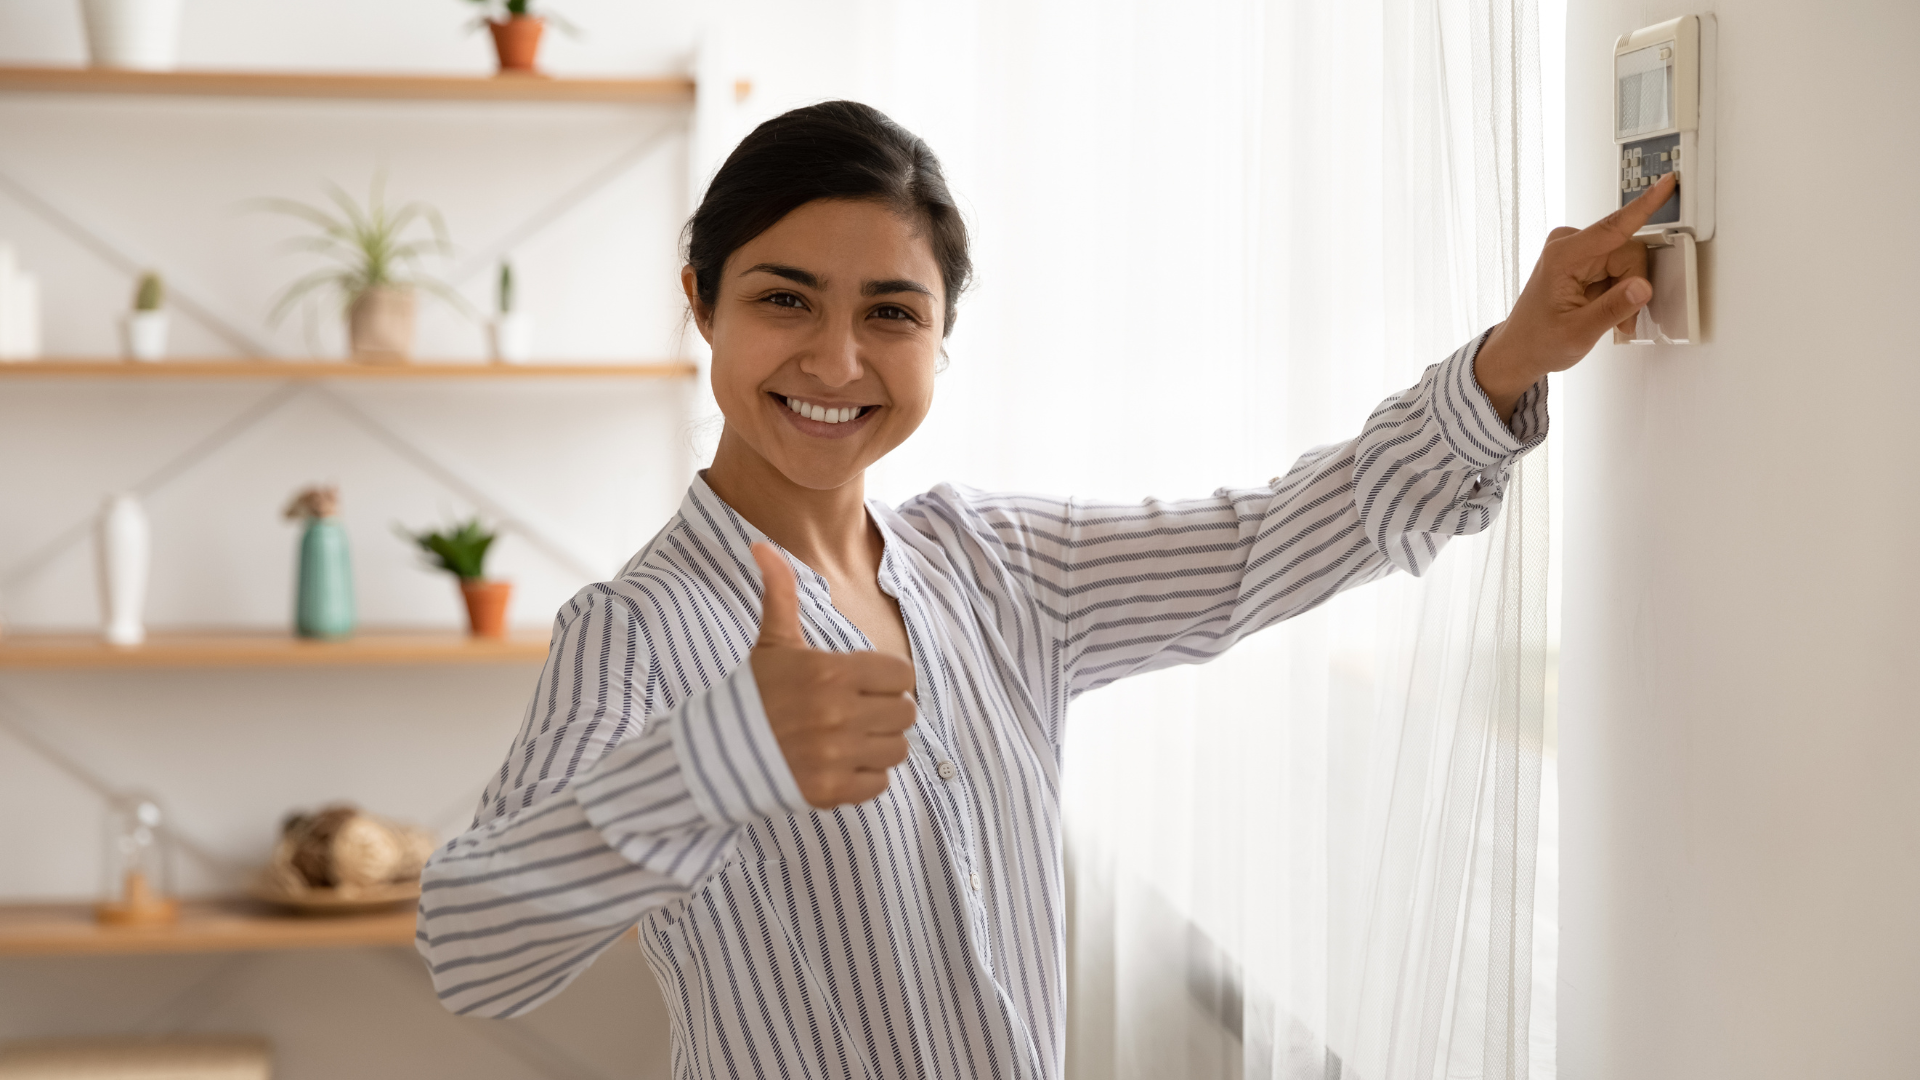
[1620, 132, 1681, 226]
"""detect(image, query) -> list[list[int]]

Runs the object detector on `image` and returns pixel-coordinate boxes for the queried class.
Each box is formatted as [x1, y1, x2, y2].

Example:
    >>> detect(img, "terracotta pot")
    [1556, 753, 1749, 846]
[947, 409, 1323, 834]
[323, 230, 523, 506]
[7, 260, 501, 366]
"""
[347, 285, 416, 363]
[459, 578, 513, 638]
[489, 17, 545, 73]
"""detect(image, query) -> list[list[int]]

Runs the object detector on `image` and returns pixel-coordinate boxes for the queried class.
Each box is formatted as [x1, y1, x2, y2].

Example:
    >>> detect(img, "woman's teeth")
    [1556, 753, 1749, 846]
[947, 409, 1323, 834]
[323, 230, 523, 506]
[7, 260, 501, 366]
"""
[784, 397, 865, 425]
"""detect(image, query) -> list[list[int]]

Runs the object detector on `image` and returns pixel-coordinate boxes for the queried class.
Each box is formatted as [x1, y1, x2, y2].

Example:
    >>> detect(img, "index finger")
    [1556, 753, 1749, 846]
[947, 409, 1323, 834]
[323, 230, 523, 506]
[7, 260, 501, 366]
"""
[1565, 171, 1677, 255]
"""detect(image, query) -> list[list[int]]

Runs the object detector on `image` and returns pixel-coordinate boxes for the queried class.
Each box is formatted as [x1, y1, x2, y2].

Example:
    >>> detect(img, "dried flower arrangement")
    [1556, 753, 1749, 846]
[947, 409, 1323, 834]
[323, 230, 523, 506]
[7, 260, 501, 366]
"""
[283, 484, 340, 521]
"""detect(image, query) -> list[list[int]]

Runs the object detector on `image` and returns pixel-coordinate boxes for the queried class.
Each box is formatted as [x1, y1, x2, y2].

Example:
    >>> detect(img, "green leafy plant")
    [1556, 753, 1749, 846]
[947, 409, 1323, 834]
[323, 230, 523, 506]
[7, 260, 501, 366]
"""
[132, 272, 164, 312]
[497, 260, 514, 316]
[401, 517, 498, 580]
[256, 175, 469, 328]
[462, 0, 578, 31]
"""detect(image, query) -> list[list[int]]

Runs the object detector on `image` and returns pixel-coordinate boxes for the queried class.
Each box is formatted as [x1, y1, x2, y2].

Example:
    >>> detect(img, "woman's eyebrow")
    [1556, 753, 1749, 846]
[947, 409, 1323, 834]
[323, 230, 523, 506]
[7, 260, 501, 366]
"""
[863, 278, 933, 297]
[741, 263, 820, 288]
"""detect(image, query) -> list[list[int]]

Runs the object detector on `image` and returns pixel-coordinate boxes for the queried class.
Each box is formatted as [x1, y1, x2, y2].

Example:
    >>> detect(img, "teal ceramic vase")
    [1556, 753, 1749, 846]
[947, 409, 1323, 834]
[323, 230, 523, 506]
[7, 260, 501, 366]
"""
[295, 517, 355, 639]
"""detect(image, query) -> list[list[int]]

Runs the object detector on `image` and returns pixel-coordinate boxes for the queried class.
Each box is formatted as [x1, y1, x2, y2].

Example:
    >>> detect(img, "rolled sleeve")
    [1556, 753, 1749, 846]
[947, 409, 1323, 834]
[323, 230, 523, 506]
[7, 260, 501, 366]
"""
[1433, 330, 1550, 470]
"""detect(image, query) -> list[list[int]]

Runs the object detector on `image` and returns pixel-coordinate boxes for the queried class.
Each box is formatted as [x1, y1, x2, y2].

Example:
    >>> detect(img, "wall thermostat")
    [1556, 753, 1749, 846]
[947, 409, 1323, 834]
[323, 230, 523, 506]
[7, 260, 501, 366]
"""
[1613, 14, 1715, 345]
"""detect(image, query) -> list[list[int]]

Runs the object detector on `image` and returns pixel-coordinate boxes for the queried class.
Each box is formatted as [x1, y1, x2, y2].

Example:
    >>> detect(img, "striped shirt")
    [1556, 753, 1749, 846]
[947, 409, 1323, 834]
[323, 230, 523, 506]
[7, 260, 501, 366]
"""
[415, 334, 1546, 1080]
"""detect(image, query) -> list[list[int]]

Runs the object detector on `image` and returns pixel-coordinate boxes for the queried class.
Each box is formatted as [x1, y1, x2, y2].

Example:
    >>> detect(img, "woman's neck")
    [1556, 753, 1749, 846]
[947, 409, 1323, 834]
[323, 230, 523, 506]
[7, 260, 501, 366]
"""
[703, 427, 881, 583]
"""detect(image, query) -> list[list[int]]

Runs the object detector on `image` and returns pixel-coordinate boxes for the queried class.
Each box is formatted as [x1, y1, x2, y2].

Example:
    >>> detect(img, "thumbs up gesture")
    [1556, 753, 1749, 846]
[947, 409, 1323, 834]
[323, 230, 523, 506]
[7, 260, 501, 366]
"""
[748, 542, 918, 809]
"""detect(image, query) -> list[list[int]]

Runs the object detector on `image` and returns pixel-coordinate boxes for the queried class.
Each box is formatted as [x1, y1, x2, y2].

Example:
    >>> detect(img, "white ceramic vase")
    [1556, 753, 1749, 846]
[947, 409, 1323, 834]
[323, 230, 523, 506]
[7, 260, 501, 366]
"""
[489, 313, 535, 363]
[122, 311, 168, 361]
[80, 0, 184, 71]
[97, 494, 150, 646]
[0, 244, 41, 361]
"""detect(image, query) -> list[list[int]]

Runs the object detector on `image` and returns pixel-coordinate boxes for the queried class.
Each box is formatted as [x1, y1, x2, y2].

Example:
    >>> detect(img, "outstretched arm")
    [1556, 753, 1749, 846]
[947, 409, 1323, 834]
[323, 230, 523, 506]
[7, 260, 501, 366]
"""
[1052, 334, 1544, 697]
[1023, 179, 1678, 695]
[898, 329, 1544, 722]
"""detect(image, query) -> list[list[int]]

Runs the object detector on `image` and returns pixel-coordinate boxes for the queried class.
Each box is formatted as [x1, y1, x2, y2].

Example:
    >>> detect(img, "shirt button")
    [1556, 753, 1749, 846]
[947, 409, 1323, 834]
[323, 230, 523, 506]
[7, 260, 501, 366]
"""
[968, 871, 981, 892]
[936, 760, 958, 781]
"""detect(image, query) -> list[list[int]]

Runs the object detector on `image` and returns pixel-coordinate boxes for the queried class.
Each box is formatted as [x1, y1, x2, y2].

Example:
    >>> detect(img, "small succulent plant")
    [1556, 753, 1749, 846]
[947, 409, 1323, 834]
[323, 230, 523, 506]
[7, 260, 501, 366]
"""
[402, 517, 498, 580]
[133, 272, 164, 312]
[462, 0, 578, 29]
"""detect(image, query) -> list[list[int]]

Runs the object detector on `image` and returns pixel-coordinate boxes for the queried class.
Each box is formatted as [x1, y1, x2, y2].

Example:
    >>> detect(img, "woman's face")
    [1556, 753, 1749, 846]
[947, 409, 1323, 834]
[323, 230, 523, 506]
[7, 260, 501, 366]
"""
[689, 198, 944, 492]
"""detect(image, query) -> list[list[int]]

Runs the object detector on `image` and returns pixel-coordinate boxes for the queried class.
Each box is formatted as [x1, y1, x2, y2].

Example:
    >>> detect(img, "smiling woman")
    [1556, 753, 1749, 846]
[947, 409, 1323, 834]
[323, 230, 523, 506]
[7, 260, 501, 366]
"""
[412, 100, 1662, 1080]
[683, 104, 970, 660]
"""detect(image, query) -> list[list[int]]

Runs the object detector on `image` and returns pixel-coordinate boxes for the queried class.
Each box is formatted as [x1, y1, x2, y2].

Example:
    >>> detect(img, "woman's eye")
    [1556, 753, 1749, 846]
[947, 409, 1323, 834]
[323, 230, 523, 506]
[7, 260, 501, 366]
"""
[764, 292, 805, 309]
[872, 305, 914, 322]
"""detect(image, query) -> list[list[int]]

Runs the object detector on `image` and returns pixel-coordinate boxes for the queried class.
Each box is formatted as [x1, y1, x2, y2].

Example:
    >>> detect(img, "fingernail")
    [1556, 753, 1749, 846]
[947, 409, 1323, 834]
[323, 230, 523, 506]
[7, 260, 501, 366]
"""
[1626, 279, 1652, 305]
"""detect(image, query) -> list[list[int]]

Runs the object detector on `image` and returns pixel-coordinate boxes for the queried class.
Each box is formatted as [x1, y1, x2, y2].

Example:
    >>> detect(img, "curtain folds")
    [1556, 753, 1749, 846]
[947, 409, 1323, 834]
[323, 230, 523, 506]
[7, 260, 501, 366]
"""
[857, 1, 1549, 1077]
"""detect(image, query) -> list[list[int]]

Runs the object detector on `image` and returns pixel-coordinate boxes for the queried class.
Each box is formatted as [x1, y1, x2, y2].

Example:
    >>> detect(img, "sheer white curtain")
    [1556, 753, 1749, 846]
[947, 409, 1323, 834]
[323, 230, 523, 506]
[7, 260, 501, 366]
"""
[855, 1, 1550, 1077]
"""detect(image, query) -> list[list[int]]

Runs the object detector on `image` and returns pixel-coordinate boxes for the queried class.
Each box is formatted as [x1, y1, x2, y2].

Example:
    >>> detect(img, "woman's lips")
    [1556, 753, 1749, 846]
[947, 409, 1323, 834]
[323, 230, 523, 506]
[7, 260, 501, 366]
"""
[771, 392, 877, 440]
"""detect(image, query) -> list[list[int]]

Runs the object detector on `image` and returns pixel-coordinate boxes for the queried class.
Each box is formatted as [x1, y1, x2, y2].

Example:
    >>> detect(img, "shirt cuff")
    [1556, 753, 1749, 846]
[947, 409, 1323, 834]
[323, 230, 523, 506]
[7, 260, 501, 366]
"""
[672, 659, 810, 824]
[575, 659, 809, 853]
[1432, 330, 1550, 470]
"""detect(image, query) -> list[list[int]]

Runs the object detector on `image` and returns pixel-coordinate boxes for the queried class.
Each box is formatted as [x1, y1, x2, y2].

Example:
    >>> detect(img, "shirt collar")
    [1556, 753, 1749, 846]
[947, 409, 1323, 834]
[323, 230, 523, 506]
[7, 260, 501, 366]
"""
[679, 471, 903, 598]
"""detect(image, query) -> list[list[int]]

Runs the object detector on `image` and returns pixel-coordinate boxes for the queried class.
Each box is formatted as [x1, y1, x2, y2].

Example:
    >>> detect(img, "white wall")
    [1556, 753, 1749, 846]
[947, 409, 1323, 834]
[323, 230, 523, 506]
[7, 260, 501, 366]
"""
[0, 3, 867, 1077]
[1558, 2, 1920, 1077]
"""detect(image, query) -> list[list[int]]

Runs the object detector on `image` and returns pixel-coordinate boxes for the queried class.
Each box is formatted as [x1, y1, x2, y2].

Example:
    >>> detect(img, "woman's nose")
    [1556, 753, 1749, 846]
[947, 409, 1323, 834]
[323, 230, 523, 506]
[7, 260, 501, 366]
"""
[799, 321, 862, 387]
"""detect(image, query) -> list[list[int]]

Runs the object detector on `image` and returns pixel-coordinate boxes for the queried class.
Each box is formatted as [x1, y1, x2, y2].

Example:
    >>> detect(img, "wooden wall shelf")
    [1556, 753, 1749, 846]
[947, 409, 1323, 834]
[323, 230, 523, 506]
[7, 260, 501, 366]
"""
[0, 898, 637, 958]
[0, 630, 551, 670]
[0, 66, 695, 104]
[0, 359, 697, 381]
[0, 898, 417, 957]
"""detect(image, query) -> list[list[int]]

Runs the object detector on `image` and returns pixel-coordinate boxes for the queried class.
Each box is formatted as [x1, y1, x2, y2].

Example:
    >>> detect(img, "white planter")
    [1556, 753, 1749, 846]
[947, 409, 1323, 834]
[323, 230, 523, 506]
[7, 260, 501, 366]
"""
[97, 493, 150, 646]
[122, 310, 169, 361]
[489, 313, 535, 363]
[80, 0, 184, 71]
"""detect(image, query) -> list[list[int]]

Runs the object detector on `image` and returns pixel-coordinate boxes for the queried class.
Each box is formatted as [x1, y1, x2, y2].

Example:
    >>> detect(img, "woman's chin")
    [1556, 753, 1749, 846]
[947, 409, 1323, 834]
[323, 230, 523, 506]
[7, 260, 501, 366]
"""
[767, 455, 871, 493]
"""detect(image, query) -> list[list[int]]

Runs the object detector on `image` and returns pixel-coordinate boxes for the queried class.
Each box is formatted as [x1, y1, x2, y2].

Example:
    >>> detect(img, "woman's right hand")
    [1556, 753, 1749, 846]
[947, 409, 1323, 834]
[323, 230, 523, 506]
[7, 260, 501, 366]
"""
[1473, 171, 1676, 419]
[748, 542, 917, 808]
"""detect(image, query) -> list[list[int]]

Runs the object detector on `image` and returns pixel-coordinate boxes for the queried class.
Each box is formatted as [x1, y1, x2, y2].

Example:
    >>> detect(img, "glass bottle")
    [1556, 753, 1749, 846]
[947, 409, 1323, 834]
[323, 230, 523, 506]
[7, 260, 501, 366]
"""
[95, 793, 179, 926]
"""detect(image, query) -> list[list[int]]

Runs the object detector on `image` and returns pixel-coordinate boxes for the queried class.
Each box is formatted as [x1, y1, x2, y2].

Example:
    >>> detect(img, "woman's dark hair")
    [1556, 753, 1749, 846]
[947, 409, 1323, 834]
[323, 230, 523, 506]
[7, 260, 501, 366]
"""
[684, 101, 971, 337]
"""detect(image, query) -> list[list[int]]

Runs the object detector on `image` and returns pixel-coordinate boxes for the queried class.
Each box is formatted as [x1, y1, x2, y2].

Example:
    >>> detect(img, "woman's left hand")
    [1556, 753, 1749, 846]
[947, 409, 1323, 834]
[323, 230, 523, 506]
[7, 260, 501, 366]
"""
[1474, 171, 1679, 419]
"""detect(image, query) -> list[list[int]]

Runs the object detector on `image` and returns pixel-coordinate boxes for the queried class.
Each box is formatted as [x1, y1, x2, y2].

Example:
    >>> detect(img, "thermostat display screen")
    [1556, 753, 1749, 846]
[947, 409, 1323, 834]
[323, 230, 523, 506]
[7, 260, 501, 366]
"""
[1616, 43, 1673, 138]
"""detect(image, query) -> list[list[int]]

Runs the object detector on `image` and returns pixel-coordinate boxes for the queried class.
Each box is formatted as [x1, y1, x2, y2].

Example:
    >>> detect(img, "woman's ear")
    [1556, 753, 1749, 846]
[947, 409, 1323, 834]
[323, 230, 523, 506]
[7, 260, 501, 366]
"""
[680, 265, 714, 344]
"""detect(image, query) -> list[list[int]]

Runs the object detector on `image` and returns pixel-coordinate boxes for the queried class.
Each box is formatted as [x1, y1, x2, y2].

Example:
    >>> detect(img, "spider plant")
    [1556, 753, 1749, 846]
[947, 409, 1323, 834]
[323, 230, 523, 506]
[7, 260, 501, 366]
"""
[257, 176, 470, 329]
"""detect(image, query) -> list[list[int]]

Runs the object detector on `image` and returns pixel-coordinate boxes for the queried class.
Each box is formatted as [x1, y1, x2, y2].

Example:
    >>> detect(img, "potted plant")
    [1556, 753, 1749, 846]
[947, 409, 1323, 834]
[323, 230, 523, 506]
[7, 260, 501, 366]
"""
[488, 260, 534, 363]
[122, 271, 167, 361]
[259, 177, 467, 364]
[80, 0, 184, 71]
[462, 0, 576, 74]
[402, 517, 511, 638]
